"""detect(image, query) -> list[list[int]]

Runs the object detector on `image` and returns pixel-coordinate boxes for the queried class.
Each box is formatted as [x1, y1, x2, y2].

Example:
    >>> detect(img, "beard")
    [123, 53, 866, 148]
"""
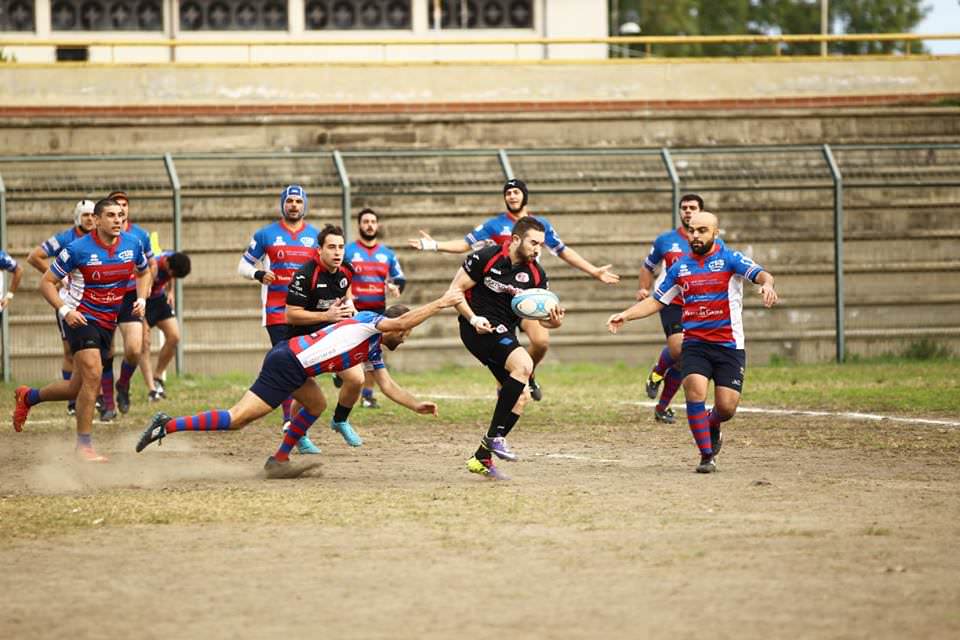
[691, 239, 714, 255]
[359, 229, 377, 242]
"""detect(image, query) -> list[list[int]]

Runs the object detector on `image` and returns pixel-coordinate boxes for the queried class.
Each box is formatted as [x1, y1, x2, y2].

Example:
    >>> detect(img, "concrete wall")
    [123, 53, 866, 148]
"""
[1, 57, 957, 107]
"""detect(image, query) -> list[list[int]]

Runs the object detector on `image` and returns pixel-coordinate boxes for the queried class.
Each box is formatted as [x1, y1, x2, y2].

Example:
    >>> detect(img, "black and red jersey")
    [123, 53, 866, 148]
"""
[461, 244, 548, 333]
[285, 256, 354, 337]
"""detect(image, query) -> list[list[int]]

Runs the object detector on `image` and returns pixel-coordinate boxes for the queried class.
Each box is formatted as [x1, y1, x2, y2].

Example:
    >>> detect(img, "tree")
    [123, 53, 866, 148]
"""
[609, 0, 932, 57]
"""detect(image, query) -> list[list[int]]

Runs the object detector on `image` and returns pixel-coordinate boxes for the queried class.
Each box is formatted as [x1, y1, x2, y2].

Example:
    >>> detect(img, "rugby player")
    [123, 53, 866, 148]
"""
[140, 250, 191, 401]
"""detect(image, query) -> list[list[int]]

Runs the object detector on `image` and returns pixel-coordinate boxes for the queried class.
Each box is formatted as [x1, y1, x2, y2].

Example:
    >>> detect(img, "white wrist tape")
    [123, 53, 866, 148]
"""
[57, 304, 71, 319]
[3, 292, 13, 300]
[420, 238, 438, 252]
[470, 315, 488, 328]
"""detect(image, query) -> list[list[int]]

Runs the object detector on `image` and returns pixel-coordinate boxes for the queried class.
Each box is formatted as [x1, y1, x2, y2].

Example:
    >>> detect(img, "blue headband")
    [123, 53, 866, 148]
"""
[280, 184, 308, 215]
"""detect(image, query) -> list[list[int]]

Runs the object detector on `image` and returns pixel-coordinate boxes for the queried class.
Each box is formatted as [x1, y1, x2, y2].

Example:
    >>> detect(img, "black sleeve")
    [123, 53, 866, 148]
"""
[393, 278, 407, 293]
[286, 263, 312, 308]
[462, 248, 490, 283]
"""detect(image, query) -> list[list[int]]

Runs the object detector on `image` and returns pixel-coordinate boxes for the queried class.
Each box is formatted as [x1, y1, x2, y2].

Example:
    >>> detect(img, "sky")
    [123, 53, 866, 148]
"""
[915, 0, 960, 54]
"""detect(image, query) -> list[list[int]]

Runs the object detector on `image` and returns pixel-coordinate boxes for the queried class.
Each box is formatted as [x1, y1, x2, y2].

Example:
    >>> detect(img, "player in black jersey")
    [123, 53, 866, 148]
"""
[447, 216, 565, 480]
[282, 224, 356, 454]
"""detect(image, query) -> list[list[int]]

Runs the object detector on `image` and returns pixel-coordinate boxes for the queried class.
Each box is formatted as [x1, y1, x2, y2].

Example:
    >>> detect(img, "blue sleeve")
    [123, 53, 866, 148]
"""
[387, 249, 404, 281]
[243, 229, 267, 264]
[644, 235, 665, 272]
[42, 230, 70, 257]
[540, 218, 566, 255]
[135, 241, 149, 273]
[51, 246, 77, 279]
[136, 227, 155, 261]
[654, 262, 682, 304]
[0, 251, 17, 272]
[731, 250, 763, 283]
[464, 217, 497, 246]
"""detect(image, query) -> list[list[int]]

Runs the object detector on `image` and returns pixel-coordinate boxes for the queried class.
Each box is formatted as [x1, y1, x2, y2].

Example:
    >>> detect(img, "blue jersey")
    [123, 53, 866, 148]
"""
[41, 226, 87, 258]
[122, 222, 155, 292]
[0, 250, 17, 273]
[242, 220, 321, 326]
[654, 244, 764, 350]
[644, 227, 725, 307]
[345, 241, 405, 312]
[51, 232, 149, 330]
[464, 212, 566, 256]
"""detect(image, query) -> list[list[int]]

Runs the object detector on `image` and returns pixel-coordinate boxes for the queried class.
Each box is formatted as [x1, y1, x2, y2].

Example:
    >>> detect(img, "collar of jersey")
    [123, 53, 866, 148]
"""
[92, 230, 120, 254]
[279, 219, 307, 237]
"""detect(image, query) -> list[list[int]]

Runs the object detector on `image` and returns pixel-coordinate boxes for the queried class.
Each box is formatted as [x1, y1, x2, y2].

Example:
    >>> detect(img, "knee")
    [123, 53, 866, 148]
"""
[305, 397, 327, 416]
[166, 333, 180, 347]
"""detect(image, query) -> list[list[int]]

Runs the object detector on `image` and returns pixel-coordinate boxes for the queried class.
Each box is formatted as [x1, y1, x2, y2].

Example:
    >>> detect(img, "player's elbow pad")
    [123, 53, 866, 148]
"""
[238, 258, 258, 280]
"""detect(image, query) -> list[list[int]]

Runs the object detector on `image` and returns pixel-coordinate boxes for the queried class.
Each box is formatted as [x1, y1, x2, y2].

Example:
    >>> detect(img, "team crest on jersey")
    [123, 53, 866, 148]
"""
[119, 249, 134, 260]
[301, 238, 315, 247]
[670, 243, 681, 253]
[59, 249, 70, 262]
[515, 272, 530, 283]
[708, 259, 725, 272]
[376, 254, 387, 262]
[340, 278, 348, 289]
[87, 253, 102, 266]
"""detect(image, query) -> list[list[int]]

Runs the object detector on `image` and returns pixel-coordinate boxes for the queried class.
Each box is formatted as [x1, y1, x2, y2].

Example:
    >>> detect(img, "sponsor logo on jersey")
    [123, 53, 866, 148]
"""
[273, 236, 284, 245]
[670, 243, 682, 253]
[515, 272, 530, 283]
[708, 259, 725, 272]
[678, 264, 691, 277]
[483, 277, 520, 296]
[696, 305, 723, 318]
[351, 253, 362, 262]
[501, 226, 511, 235]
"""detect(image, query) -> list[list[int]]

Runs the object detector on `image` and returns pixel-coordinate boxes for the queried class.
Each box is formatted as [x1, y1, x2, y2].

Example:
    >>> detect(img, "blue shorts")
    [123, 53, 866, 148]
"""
[266, 324, 289, 346]
[659, 304, 683, 337]
[249, 343, 308, 408]
[681, 341, 746, 392]
[145, 296, 174, 327]
[64, 321, 115, 362]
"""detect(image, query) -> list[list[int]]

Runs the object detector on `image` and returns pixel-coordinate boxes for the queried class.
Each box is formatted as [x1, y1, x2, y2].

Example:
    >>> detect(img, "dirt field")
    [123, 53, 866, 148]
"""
[2, 400, 958, 640]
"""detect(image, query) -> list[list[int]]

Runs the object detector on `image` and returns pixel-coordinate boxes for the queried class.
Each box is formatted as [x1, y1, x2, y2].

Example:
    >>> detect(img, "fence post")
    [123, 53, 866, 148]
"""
[497, 148, 514, 180]
[822, 144, 845, 363]
[163, 152, 185, 374]
[660, 148, 680, 228]
[333, 150, 352, 244]
[0, 171, 8, 382]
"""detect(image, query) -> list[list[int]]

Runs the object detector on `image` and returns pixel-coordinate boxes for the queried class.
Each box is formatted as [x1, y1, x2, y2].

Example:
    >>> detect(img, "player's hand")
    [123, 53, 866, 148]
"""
[413, 401, 438, 416]
[0, 298, 9, 311]
[607, 312, 626, 334]
[65, 310, 87, 328]
[387, 283, 401, 298]
[635, 288, 650, 301]
[328, 298, 355, 321]
[540, 306, 565, 329]
[261, 270, 278, 284]
[470, 315, 493, 334]
[759, 284, 779, 308]
[407, 230, 438, 252]
[594, 264, 620, 284]
[166, 292, 175, 307]
[133, 297, 146, 318]
[439, 289, 464, 308]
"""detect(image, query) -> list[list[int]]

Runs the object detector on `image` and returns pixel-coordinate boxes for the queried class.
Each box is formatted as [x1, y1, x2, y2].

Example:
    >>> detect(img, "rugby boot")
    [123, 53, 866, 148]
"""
[12, 385, 32, 432]
[528, 375, 543, 402]
[696, 453, 717, 474]
[654, 407, 675, 424]
[136, 412, 171, 452]
[645, 369, 663, 399]
[263, 456, 321, 480]
[466, 456, 509, 481]
[332, 374, 343, 389]
[116, 386, 131, 414]
[98, 408, 118, 422]
[295, 434, 322, 455]
[361, 395, 380, 409]
[155, 380, 167, 399]
[330, 419, 362, 447]
[483, 436, 518, 462]
[711, 424, 724, 458]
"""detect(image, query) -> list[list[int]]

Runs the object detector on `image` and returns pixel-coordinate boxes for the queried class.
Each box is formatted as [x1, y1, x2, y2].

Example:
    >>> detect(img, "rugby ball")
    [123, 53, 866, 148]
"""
[511, 288, 560, 320]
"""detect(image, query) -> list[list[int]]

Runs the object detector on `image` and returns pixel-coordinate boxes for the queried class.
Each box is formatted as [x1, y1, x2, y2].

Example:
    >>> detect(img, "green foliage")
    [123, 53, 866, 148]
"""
[610, 0, 931, 56]
[900, 338, 953, 361]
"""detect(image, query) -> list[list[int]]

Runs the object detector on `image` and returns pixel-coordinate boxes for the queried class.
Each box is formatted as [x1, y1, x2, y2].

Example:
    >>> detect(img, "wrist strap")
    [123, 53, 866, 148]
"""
[58, 304, 71, 319]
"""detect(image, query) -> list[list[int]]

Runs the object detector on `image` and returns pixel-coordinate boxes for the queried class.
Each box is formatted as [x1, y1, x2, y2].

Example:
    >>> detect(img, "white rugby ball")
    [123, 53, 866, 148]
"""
[511, 288, 560, 320]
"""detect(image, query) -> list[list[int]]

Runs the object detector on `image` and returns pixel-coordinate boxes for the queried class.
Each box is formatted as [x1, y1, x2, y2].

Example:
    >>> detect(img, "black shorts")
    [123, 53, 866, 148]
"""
[266, 324, 289, 346]
[249, 343, 309, 408]
[681, 341, 746, 392]
[63, 321, 115, 362]
[117, 291, 139, 324]
[459, 319, 523, 386]
[145, 296, 175, 327]
[659, 304, 684, 337]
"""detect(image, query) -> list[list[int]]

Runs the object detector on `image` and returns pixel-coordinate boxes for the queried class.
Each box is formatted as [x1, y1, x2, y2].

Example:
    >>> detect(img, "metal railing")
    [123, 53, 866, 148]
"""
[2, 143, 959, 380]
[0, 33, 957, 64]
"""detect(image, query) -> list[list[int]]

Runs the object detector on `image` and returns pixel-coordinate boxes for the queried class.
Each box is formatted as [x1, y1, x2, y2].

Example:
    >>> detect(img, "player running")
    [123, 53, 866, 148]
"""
[238, 184, 322, 452]
[140, 250, 191, 402]
[608, 211, 779, 473]
[135, 289, 463, 479]
[409, 178, 616, 402]
[26, 199, 96, 415]
[0, 250, 23, 313]
[345, 207, 406, 408]
[447, 216, 565, 480]
[13, 198, 150, 461]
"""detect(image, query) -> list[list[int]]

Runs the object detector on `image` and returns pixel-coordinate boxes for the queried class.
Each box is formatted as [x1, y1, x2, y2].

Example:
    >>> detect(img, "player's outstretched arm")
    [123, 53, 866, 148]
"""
[557, 246, 620, 284]
[26, 246, 50, 274]
[372, 368, 438, 415]
[407, 230, 471, 254]
[607, 297, 664, 334]
[377, 289, 464, 333]
[756, 271, 779, 308]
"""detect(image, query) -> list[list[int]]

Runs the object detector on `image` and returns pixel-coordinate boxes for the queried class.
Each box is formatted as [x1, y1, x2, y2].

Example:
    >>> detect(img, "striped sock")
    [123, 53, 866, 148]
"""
[653, 347, 675, 376]
[656, 368, 684, 412]
[100, 359, 115, 410]
[686, 401, 713, 456]
[117, 360, 137, 391]
[708, 408, 724, 430]
[26, 388, 42, 407]
[275, 408, 319, 461]
[62, 370, 71, 381]
[165, 410, 232, 433]
[281, 397, 294, 422]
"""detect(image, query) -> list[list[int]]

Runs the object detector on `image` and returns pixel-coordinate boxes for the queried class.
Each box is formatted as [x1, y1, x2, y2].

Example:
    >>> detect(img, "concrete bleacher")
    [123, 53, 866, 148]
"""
[3, 116, 960, 381]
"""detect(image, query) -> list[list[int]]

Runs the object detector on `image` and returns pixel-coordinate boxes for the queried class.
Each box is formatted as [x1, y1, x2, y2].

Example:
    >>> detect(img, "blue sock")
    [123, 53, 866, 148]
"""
[77, 433, 92, 447]
[362, 387, 374, 399]
[26, 388, 42, 407]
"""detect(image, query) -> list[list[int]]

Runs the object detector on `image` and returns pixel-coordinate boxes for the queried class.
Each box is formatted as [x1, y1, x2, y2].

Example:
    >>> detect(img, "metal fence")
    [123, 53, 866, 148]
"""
[2, 143, 959, 380]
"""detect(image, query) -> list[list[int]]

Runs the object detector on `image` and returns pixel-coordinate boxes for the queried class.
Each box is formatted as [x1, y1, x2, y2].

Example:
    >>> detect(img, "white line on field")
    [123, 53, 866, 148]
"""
[622, 401, 960, 428]
[536, 453, 623, 463]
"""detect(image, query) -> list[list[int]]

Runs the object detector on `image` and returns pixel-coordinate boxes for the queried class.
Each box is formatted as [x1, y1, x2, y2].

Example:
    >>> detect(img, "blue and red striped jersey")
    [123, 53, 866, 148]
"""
[242, 220, 320, 327]
[121, 222, 155, 293]
[345, 241, 405, 312]
[51, 231, 149, 330]
[644, 228, 725, 307]
[464, 212, 566, 255]
[149, 251, 174, 299]
[286, 311, 386, 376]
[654, 244, 764, 350]
[41, 226, 86, 258]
